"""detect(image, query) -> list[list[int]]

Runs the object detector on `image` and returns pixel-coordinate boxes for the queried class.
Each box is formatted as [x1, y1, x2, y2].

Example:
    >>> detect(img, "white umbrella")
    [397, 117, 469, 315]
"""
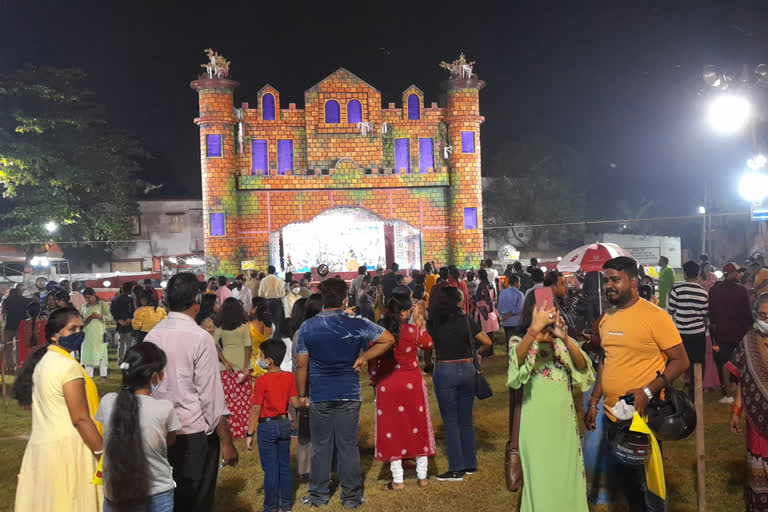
[556, 243, 635, 273]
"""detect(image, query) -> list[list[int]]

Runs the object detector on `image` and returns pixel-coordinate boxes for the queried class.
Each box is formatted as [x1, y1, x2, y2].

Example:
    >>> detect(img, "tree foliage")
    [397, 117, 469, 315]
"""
[0, 66, 147, 248]
[483, 136, 587, 249]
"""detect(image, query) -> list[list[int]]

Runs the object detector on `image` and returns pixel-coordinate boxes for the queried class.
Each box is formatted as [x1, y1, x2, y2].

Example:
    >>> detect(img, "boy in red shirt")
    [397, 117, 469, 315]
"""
[247, 338, 303, 512]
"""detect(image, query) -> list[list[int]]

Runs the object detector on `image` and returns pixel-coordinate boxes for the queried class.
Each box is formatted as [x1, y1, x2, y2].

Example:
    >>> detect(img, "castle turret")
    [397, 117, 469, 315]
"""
[443, 74, 486, 267]
[190, 72, 239, 275]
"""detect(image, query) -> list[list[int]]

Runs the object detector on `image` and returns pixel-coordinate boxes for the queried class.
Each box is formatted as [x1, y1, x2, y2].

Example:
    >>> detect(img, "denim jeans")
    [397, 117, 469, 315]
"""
[308, 401, 362, 507]
[604, 416, 667, 512]
[257, 417, 293, 511]
[104, 489, 174, 512]
[432, 361, 477, 472]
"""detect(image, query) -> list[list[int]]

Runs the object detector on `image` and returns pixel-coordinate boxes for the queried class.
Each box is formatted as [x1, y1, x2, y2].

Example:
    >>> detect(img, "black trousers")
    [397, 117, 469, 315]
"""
[167, 431, 220, 512]
[266, 298, 285, 338]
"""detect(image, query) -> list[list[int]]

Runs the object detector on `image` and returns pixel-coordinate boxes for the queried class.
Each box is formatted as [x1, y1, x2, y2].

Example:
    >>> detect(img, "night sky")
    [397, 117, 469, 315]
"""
[3, 2, 768, 218]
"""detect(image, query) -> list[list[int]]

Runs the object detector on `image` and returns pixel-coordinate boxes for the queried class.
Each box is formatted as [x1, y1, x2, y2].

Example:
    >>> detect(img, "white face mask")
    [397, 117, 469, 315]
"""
[291, 287, 300, 295]
[758, 319, 768, 335]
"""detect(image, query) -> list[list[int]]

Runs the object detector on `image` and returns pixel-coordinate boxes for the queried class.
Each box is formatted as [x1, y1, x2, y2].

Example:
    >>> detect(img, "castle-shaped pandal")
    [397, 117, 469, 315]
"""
[191, 52, 486, 275]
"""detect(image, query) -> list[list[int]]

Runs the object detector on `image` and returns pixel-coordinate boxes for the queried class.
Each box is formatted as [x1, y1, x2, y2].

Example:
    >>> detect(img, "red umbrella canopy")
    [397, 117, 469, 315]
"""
[557, 243, 635, 273]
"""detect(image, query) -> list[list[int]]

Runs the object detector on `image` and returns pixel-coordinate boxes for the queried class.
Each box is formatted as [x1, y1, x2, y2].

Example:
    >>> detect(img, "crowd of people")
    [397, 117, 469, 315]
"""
[5, 251, 768, 511]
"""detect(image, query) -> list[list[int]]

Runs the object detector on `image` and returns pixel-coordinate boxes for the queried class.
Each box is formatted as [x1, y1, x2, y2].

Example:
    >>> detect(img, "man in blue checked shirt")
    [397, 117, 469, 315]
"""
[498, 273, 525, 347]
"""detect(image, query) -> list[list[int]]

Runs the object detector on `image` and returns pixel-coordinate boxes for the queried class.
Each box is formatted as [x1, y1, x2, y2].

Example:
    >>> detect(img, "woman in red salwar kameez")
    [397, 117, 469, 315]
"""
[17, 301, 45, 369]
[373, 292, 436, 490]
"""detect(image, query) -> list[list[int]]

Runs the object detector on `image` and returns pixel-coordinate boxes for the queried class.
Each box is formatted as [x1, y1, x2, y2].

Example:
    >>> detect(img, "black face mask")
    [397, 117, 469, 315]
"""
[58, 331, 85, 352]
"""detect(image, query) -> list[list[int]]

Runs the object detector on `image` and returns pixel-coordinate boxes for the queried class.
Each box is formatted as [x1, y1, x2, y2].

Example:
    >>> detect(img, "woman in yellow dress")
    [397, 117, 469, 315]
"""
[13, 306, 104, 512]
[249, 298, 274, 379]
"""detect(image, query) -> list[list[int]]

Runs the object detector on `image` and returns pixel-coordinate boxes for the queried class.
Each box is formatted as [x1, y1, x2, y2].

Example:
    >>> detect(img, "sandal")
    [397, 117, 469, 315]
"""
[384, 482, 405, 491]
[417, 479, 428, 489]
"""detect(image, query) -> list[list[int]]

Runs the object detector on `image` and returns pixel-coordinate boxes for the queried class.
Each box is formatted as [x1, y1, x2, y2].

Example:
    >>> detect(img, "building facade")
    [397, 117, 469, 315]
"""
[191, 63, 485, 275]
[104, 200, 204, 273]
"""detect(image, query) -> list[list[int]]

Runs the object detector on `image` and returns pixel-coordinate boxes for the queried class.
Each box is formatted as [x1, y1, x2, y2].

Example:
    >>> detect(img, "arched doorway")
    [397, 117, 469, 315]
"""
[270, 207, 421, 273]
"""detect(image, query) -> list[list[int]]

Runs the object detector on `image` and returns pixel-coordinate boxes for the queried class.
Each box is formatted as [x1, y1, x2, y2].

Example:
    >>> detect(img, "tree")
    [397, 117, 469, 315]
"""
[483, 136, 587, 251]
[0, 66, 147, 252]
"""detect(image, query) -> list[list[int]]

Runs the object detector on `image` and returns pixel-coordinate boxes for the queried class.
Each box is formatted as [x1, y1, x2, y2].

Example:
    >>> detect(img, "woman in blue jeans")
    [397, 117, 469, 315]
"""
[426, 285, 492, 481]
[96, 343, 180, 512]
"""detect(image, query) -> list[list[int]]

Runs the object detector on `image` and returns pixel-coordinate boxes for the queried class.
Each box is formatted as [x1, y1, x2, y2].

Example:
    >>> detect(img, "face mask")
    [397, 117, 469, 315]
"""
[57, 331, 85, 352]
[150, 375, 162, 394]
[291, 287, 300, 295]
[257, 358, 270, 370]
[758, 319, 768, 334]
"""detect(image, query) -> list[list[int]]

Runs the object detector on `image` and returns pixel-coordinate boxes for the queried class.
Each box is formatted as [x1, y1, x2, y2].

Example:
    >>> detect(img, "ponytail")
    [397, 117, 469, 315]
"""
[105, 342, 167, 507]
[378, 292, 412, 350]
[13, 307, 80, 406]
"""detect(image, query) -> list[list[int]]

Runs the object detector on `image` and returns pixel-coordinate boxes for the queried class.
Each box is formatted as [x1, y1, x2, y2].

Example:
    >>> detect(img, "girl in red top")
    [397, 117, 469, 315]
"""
[373, 292, 436, 490]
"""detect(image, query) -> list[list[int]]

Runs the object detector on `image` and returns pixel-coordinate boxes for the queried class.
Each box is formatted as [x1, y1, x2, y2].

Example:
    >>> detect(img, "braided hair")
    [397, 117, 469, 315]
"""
[105, 342, 167, 508]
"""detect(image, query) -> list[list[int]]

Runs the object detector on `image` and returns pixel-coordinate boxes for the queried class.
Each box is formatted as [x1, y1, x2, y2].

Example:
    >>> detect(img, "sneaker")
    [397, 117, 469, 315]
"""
[718, 396, 735, 404]
[300, 496, 325, 507]
[463, 468, 477, 475]
[434, 471, 464, 481]
[342, 498, 365, 509]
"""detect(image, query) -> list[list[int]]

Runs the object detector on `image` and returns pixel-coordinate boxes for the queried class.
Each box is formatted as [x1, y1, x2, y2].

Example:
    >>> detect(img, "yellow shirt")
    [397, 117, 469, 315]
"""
[425, 274, 438, 294]
[599, 298, 682, 422]
[131, 306, 168, 333]
[250, 324, 270, 378]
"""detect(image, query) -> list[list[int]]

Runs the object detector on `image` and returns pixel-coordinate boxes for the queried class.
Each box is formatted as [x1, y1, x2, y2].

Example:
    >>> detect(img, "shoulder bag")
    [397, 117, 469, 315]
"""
[465, 317, 492, 399]
[505, 387, 524, 491]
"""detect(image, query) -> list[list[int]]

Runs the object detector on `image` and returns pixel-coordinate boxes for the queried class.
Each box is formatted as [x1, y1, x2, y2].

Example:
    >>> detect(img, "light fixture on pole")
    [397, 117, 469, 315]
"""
[45, 221, 58, 234]
[706, 94, 751, 134]
[698, 206, 707, 254]
[740, 172, 768, 203]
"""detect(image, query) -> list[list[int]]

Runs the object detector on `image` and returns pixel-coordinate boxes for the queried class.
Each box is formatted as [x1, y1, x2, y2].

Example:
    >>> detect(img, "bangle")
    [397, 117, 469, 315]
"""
[93, 450, 103, 455]
[733, 404, 743, 416]
[588, 404, 598, 410]
[246, 432, 254, 438]
[526, 328, 539, 338]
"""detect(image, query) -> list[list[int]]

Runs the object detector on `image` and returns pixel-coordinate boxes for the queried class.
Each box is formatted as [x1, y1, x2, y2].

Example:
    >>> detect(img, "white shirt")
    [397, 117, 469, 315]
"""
[231, 286, 252, 312]
[280, 337, 293, 372]
[487, 267, 499, 292]
[259, 274, 286, 299]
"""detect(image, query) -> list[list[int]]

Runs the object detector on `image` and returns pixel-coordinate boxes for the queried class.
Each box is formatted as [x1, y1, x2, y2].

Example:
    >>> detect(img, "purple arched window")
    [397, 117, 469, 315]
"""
[347, 100, 362, 124]
[325, 100, 340, 124]
[262, 93, 275, 121]
[407, 94, 420, 120]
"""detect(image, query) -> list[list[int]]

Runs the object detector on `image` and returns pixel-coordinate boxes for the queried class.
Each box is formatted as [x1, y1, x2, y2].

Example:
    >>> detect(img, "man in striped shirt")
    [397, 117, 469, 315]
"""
[667, 260, 709, 402]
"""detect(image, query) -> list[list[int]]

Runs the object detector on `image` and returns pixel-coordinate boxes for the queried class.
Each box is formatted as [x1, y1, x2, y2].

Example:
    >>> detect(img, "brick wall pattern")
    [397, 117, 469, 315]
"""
[191, 69, 485, 274]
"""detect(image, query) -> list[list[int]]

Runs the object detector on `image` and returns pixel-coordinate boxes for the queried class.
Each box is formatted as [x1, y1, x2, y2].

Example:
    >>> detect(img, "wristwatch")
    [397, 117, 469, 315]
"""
[643, 387, 653, 400]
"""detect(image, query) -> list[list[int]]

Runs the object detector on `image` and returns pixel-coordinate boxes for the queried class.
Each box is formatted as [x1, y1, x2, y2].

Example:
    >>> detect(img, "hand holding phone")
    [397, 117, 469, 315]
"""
[534, 286, 554, 311]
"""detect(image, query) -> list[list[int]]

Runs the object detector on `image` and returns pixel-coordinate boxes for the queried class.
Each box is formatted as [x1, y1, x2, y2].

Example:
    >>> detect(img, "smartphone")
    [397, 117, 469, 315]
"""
[534, 286, 554, 311]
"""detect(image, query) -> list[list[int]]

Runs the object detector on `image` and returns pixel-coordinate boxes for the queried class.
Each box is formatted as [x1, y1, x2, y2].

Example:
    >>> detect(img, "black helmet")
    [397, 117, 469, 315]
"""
[610, 422, 650, 465]
[645, 374, 697, 441]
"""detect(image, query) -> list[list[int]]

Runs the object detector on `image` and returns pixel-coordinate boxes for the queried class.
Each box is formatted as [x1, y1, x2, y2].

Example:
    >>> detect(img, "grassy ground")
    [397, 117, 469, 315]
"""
[0, 345, 748, 512]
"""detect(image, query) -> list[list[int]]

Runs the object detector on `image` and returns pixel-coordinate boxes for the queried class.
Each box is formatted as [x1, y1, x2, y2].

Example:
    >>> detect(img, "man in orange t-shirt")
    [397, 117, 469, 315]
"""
[584, 256, 689, 511]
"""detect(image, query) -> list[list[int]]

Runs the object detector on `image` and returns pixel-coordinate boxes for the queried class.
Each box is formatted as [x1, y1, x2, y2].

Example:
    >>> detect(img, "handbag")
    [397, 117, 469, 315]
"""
[465, 317, 492, 400]
[505, 387, 524, 492]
